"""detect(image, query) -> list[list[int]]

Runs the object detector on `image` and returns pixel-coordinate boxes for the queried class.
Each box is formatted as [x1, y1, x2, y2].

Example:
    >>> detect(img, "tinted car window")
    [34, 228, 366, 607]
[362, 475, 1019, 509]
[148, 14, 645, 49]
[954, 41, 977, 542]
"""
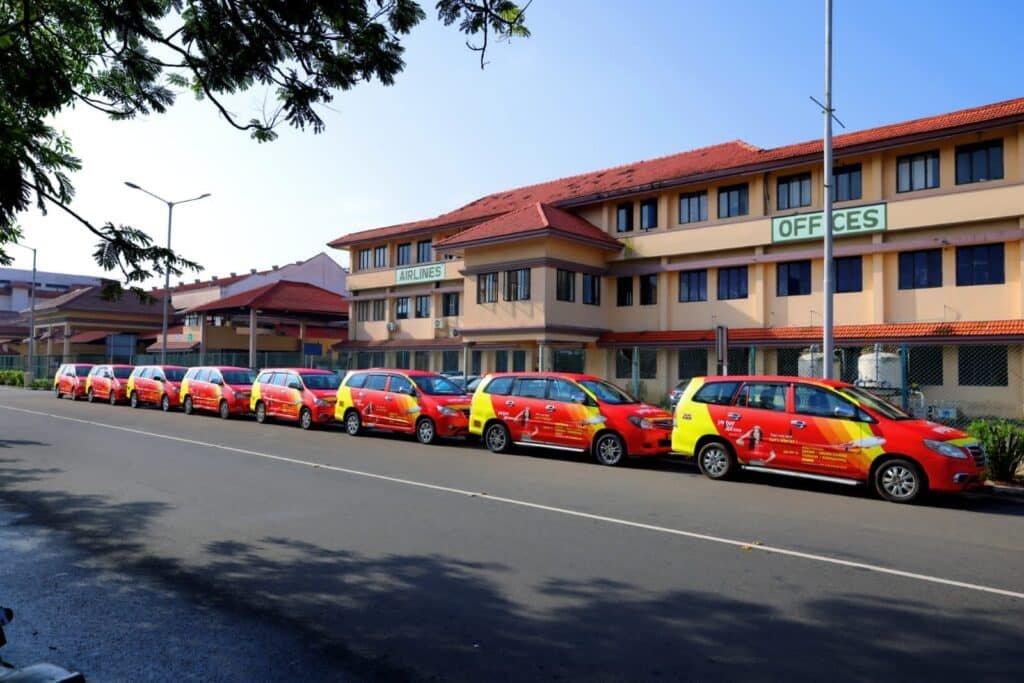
[389, 375, 414, 395]
[256, 371, 272, 384]
[692, 381, 740, 405]
[549, 378, 583, 403]
[164, 368, 186, 381]
[268, 372, 285, 386]
[794, 384, 858, 419]
[514, 378, 548, 399]
[365, 374, 389, 391]
[736, 383, 787, 412]
[113, 367, 133, 379]
[75, 366, 91, 377]
[222, 370, 256, 384]
[300, 373, 341, 390]
[195, 368, 211, 382]
[483, 376, 513, 395]
[346, 373, 367, 389]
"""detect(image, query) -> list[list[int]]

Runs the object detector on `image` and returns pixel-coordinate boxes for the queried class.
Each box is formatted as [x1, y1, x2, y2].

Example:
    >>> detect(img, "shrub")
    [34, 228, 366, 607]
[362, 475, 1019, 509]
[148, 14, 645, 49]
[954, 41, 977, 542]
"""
[0, 370, 24, 386]
[30, 378, 51, 390]
[968, 419, 1024, 483]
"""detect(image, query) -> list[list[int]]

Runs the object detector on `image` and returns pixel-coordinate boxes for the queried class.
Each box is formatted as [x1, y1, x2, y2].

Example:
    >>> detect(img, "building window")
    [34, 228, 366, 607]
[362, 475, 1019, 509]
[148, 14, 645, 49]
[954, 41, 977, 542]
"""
[356, 351, 385, 369]
[956, 140, 1003, 185]
[471, 350, 482, 375]
[373, 245, 388, 268]
[958, 345, 1007, 387]
[898, 249, 942, 289]
[582, 274, 601, 305]
[776, 348, 800, 376]
[395, 297, 409, 319]
[358, 249, 372, 271]
[504, 269, 531, 301]
[615, 348, 657, 379]
[834, 256, 863, 293]
[495, 350, 508, 372]
[616, 276, 633, 306]
[414, 351, 430, 370]
[908, 345, 943, 386]
[556, 269, 576, 302]
[678, 349, 707, 379]
[679, 190, 707, 224]
[717, 266, 748, 300]
[678, 269, 707, 303]
[396, 243, 412, 266]
[417, 239, 433, 263]
[638, 273, 657, 306]
[414, 295, 430, 318]
[442, 292, 460, 316]
[728, 347, 751, 375]
[441, 350, 460, 373]
[553, 349, 585, 373]
[394, 350, 410, 369]
[640, 199, 658, 230]
[832, 165, 862, 202]
[718, 184, 749, 218]
[616, 203, 634, 233]
[897, 150, 940, 193]
[355, 301, 369, 322]
[777, 173, 811, 210]
[477, 272, 498, 303]
[956, 243, 1004, 286]
[512, 349, 526, 372]
[777, 260, 811, 297]
[371, 299, 385, 321]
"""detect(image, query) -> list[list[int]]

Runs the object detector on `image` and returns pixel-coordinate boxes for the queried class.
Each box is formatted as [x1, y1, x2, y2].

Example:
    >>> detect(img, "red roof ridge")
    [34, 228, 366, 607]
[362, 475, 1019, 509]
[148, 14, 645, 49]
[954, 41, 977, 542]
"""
[435, 201, 621, 250]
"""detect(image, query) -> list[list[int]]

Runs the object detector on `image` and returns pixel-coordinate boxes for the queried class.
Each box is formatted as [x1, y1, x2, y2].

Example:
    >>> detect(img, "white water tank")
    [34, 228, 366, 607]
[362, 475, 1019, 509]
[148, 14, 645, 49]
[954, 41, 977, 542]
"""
[857, 349, 902, 390]
[798, 350, 841, 379]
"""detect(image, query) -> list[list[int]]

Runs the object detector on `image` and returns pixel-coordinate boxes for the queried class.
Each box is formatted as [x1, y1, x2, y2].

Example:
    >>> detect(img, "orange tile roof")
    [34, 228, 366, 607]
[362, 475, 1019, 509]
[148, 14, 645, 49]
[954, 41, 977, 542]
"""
[434, 202, 622, 251]
[599, 319, 1024, 346]
[188, 281, 349, 316]
[329, 96, 1024, 248]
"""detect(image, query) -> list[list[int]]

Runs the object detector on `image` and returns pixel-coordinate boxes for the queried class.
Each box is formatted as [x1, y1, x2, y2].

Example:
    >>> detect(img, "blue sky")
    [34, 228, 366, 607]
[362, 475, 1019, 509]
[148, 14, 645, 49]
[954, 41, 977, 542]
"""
[10, 0, 1024, 281]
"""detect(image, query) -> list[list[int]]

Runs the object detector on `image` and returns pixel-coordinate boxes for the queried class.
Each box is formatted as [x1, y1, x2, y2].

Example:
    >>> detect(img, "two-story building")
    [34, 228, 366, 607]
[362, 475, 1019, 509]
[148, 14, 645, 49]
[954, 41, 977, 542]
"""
[330, 97, 1024, 419]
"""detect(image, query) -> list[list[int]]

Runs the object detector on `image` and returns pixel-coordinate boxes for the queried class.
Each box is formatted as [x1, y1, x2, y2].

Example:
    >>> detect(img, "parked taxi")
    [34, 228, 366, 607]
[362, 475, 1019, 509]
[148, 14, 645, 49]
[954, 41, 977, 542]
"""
[469, 372, 674, 466]
[251, 368, 341, 429]
[335, 369, 471, 444]
[84, 364, 135, 404]
[671, 375, 988, 503]
[127, 365, 188, 411]
[179, 366, 257, 419]
[53, 363, 94, 400]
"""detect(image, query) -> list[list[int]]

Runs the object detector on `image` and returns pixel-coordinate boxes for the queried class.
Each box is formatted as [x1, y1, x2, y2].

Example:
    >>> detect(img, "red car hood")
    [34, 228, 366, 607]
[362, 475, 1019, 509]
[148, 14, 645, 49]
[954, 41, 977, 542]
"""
[432, 394, 471, 406]
[888, 419, 970, 442]
[605, 402, 674, 422]
[312, 389, 337, 399]
[226, 383, 252, 392]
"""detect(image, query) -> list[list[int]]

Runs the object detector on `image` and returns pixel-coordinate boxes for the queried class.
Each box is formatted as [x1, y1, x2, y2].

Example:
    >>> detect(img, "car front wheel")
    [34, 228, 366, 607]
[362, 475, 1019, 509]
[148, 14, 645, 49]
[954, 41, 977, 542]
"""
[593, 432, 627, 466]
[299, 408, 313, 430]
[219, 400, 230, 420]
[161, 394, 171, 412]
[874, 458, 924, 503]
[416, 417, 437, 444]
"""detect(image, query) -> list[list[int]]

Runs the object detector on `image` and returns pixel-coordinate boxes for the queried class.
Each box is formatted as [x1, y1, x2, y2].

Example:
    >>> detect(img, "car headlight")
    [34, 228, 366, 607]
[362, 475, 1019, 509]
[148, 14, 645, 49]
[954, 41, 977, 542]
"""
[438, 406, 459, 417]
[628, 415, 655, 430]
[923, 439, 967, 459]
[315, 398, 330, 407]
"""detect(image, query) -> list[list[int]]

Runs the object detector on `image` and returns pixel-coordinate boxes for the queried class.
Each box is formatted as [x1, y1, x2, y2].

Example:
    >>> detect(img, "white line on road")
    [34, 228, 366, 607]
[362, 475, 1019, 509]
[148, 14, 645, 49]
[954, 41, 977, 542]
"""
[3, 402, 1023, 601]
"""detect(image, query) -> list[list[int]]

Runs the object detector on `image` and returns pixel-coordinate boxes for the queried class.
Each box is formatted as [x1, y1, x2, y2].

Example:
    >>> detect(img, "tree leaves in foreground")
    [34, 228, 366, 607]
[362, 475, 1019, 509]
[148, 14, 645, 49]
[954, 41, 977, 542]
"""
[0, 0, 530, 299]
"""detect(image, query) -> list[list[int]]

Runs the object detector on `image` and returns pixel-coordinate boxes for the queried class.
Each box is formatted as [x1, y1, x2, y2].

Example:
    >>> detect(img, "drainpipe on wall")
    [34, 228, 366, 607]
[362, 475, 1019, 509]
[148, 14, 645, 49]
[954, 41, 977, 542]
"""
[632, 345, 640, 399]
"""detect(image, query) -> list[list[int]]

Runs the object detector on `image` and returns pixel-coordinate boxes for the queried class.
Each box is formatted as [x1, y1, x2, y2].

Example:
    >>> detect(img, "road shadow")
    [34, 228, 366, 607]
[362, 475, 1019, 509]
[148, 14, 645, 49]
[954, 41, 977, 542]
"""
[0, 439, 49, 448]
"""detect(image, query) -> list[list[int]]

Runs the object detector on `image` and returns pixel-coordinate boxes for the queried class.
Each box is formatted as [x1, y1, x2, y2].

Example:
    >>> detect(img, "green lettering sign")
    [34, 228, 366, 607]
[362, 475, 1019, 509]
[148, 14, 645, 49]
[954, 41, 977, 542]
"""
[395, 263, 446, 284]
[771, 203, 886, 243]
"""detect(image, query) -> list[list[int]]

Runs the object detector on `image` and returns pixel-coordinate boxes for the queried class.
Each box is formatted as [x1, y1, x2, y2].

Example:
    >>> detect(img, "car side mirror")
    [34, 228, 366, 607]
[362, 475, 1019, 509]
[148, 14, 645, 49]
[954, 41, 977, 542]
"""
[211, 378, 223, 385]
[288, 382, 303, 390]
[833, 404, 856, 419]
[570, 391, 587, 404]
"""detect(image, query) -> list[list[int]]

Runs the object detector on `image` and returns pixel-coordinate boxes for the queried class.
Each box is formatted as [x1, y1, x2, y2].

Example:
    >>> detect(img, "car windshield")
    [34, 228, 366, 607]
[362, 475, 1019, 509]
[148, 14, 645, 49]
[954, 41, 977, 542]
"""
[301, 373, 341, 390]
[113, 368, 133, 379]
[414, 375, 464, 395]
[75, 367, 91, 377]
[221, 370, 256, 385]
[164, 369, 186, 381]
[578, 379, 637, 405]
[836, 386, 912, 420]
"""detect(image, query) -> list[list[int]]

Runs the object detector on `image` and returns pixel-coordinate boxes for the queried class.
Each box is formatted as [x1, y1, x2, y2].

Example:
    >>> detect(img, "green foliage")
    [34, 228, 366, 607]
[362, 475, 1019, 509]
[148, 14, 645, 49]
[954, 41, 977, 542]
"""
[968, 419, 1024, 483]
[0, 370, 25, 386]
[0, 0, 529, 296]
[30, 378, 50, 390]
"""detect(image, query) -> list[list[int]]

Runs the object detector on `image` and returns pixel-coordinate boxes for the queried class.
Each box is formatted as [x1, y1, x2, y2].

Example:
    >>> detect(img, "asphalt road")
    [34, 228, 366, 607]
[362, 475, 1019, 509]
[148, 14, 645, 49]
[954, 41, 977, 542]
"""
[1, 386, 1022, 682]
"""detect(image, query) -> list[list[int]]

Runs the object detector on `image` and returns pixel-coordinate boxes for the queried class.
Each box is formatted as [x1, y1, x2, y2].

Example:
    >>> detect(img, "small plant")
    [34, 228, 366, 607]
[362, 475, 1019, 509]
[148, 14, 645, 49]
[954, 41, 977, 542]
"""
[0, 370, 25, 386]
[968, 419, 1024, 483]
[30, 378, 51, 390]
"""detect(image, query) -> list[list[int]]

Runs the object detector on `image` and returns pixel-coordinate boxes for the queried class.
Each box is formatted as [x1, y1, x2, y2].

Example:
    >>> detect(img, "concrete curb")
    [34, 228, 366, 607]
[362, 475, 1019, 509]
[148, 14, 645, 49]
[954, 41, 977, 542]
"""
[982, 482, 1024, 498]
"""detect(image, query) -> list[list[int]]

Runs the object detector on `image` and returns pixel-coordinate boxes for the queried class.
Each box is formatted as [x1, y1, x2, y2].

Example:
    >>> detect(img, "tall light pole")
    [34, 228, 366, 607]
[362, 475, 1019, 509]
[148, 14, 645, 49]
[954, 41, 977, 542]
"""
[125, 182, 210, 364]
[12, 243, 36, 384]
[821, 0, 835, 379]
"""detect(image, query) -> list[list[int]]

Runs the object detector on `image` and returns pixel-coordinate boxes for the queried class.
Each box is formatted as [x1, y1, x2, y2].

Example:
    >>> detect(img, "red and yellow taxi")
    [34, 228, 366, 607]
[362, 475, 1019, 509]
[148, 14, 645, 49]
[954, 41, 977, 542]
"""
[251, 368, 341, 429]
[671, 375, 988, 503]
[335, 369, 471, 444]
[179, 366, 257, 419]
[53, 363, 94, 400]
[126, 365, 188, 411]
[84, 364, 135, 404]
[469, 372, 674, 466]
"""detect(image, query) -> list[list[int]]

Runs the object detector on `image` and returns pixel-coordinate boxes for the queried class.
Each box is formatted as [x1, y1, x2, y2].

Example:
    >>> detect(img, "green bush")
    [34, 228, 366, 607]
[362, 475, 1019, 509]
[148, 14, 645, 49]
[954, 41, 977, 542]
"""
[30, 378, 51, 390]
[0, 370, 25, 386]
[968, 419, 1024, 483]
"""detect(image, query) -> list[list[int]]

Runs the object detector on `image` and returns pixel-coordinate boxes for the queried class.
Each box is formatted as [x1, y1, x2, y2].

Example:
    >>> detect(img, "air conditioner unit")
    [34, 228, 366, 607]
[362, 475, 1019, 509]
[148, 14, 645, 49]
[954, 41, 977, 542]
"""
[386, 321, 398, 332]
[433, 319, 446, 330]
[449, 328, 460, 338]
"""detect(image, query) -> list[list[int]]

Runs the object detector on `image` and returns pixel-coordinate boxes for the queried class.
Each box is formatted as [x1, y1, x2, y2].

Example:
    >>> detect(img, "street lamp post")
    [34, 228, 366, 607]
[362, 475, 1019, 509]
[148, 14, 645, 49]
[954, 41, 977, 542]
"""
[12, 243, 36, 384]
[125, 182, 210, 365]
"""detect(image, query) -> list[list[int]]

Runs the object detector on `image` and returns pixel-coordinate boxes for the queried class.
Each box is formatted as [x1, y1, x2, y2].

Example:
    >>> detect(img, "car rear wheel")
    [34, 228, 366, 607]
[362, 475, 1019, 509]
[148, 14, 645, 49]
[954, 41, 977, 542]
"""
[697, 440, 737, 480]
[130, 392, 139, 408]
[299, 408, 313, 430]
[344, 409, 362, 436]
[255, 401, 268, 424]
[183, 396, 194, 415]
[219, 400, 230, 420]
[874, 458, 924, 503]
[161, 394, 171, 412]
[593, 432, 627, 466]
[484, 422, 511, 453]
[416, 417, 437, 445]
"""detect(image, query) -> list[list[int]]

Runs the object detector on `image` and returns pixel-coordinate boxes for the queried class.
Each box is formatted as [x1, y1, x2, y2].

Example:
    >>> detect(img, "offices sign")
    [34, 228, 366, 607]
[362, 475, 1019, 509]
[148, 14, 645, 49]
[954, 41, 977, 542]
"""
[395, 263, 446, 284]
[771, 203, 886, 243]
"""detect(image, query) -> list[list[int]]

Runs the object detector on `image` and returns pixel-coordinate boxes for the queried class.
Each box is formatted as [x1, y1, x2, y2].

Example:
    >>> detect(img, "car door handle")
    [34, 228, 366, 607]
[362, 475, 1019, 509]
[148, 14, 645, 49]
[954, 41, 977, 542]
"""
[505, 400, 515, 407]
[384, 394, 393, 400]
[545, 404, 555, 412]
[791, 419, 807, 429]
[357, 391, 365, 397]
[727, 412, 741, 421]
